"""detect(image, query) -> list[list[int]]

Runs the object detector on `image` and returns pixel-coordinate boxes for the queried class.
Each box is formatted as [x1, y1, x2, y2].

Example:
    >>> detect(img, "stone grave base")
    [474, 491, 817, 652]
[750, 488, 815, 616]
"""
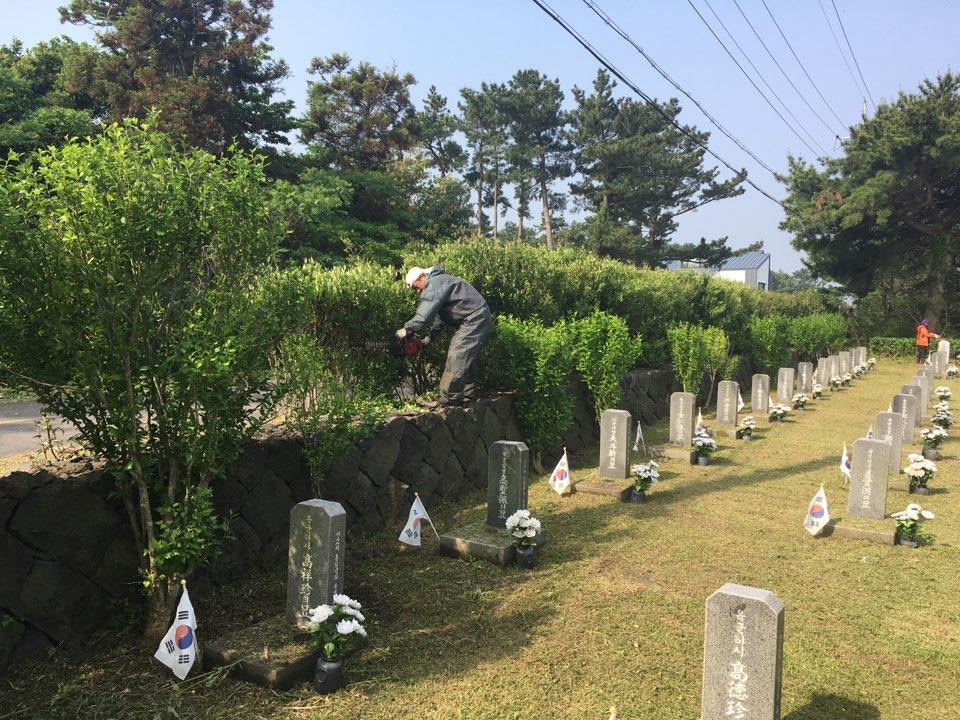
[204, 614, 319, 690]
[888, 473, 910, 493]
[823, 516, 896, 545]
[653, 445, 697, 463]
[574, 472, 633, 502]
[715, 425, 739, 439]
[439, 522, 515, 567]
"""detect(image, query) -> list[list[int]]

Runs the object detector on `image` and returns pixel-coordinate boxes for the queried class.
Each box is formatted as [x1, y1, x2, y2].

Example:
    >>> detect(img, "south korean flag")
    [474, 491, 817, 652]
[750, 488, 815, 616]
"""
[154, 585, 197, 680]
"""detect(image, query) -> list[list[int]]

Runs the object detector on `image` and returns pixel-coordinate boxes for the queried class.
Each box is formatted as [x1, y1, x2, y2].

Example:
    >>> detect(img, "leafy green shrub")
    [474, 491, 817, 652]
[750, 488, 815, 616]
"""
[869, 336, 958, 357]
[700, 326, 735, 406]
[667, 323, 708, 395]
[750, 315, 792, 375]
[484, 316, 574, 452]
[571, 311, 643, 423]
[0, 119, 287, 634]
[789, 314, 848, 360]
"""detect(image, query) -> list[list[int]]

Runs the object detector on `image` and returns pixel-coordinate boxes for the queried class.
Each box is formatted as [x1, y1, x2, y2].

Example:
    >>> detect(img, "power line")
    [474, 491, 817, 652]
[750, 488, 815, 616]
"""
[817, 0, 866, 106]
[733, 0, 846, 139]
[830, 0, 876, 111]
[580, 0, 780, 177]
[700, 0, 828, 155]
[760, 0, 849, 131]
[526, 0, 784, 207]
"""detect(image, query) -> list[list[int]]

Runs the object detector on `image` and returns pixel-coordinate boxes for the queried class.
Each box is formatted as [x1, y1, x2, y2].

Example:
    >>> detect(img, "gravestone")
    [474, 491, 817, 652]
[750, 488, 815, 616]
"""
[890, 394, 918, 442]
[702, 583, 784, 720]
[873, 411, 904, 477]
[938, 339, 951, 357]
[797, 362, 813, 393]
[776, 367, 795, 404]
[912, 374, 931, 410]
[815, 358, 828, 386]
[935, 350, 949, 378]
[441, 441, 531, 566]
[900, 385, 923, 426]
[829, 355, 840, 380]
[839, 351, 851, 376]
[486, 441, 530, 527]
[751, 374, 770, 415]
[286, 500, 346, 627]
[716, 381, 740, 427]
[669, 392, 697, 446]
[846, 438, 890, 520]
[599, 409, 631, 480]
[858, 346, 868, 366]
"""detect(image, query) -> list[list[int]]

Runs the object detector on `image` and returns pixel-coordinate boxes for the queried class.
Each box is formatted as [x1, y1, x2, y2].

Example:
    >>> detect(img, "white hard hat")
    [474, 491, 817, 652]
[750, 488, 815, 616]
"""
[404, 266, 427, 286]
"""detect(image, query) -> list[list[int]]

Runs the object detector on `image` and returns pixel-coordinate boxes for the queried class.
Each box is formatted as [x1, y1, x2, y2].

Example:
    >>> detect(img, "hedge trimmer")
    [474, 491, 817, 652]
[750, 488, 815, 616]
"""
[364, 333, 427, 359]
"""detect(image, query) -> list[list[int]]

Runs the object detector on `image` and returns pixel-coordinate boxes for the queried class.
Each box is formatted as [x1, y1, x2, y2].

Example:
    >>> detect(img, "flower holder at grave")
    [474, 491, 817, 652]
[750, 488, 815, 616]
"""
[439, 440, 543, 567]
[825, 439, 897, 545]
[204, 499, 348, 689]
[576, 409, 636, 501]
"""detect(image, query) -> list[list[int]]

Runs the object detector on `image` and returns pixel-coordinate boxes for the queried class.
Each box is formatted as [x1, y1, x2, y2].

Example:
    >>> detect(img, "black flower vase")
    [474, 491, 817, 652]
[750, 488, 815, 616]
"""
[515, 544, 535, 569]
[313, 656, 346, 694]
[629, 487, 646, 503]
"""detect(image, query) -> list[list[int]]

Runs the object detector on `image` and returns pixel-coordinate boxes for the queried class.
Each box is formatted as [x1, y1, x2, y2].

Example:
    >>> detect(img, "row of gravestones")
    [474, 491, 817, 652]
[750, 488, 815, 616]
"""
[843, 341, 951, 527]
[283, 441, 790, 717]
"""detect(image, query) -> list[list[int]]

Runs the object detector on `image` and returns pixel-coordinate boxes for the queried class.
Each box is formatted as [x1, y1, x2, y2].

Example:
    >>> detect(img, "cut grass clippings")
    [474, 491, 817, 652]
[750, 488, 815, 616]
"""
[2, 360, 959, 720]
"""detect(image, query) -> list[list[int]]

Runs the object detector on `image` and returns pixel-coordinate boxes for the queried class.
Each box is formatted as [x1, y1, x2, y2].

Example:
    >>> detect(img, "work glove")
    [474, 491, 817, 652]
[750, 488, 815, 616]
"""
[395, 328, 407, 339]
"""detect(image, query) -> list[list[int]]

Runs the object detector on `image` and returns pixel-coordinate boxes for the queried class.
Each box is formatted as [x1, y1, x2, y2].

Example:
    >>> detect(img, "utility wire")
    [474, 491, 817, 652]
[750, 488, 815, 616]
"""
[733, 0, 846, 139]
[817, 0, 866, 106]
[760, 0, 848, 130]
[701, 0, 828, 155]
[830, 0, 876, 110]
[581, 0, 780, 177]
[527, 0, 784, 207]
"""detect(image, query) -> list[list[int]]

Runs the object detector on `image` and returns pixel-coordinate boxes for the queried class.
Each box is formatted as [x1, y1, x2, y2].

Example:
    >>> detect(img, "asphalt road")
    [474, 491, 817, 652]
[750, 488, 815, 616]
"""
[0, 401, 75, 459]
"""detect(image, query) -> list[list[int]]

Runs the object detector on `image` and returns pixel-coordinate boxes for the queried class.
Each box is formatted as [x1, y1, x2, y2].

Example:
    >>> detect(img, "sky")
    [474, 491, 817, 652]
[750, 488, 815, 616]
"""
[3, 0, 959, 272]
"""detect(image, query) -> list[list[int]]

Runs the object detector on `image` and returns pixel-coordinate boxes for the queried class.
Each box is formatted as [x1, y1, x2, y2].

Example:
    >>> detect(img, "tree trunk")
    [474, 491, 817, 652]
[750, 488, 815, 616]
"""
[493, 175, 499, 238]
[143, 578, 178, 642]
[539, 154, 553, 250]
[518, 212, 523, 241]
[475, 160, 485, 237]
[925, 267, 946, 330]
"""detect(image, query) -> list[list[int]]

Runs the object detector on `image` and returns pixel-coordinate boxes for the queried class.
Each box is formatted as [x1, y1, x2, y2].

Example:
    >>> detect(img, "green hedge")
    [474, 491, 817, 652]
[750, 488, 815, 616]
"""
[869, 336, 958, 358]
[403, 240, 830, 365]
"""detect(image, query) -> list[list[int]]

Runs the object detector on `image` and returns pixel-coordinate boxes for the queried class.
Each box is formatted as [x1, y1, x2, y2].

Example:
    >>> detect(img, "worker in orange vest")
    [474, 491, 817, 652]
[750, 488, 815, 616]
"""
[915, 319, 940, 364]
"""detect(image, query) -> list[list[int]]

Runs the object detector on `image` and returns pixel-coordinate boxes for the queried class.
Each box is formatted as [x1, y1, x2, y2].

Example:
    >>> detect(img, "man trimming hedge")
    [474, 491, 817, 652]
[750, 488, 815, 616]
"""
[396, 265, 492, 407]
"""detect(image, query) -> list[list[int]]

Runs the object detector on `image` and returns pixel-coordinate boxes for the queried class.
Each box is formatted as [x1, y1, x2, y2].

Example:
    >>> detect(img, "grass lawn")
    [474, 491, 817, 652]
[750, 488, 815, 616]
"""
[2, 359, 959, 720]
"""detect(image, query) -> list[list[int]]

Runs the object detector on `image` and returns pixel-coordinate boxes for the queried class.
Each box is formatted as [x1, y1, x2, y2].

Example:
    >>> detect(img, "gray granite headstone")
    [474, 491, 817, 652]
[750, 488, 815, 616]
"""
[751, 374, 770, 414]
[600, 409, 631, 479]
[776, 367, 795, 404]
[669, 392, 697, 446]
[486, 441, 529, 528]
[938, 339, 951, 357]
[873, 411, 904, 476]
[847, 438, 890, 520]
[918, 364, 935, 380]
[702, 583, 784, 720]
[716, 380, 739, 426]
[797, 362, 813, 393]
[890, 394, 918, 442]
[912, 374, 931, 410]
[286, 499, 346, 626]
[815, 358, 828, 386]
[900, 385, 923, 426]
[858, 346, 868, 366]
[839, 351, 851, 375]
[935, 350, 949, 378]
[829, 355, 840, 380]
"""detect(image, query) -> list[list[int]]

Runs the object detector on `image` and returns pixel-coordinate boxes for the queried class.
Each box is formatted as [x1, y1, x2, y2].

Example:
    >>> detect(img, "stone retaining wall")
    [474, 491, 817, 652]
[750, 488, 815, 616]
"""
[0, 369, 675, 675]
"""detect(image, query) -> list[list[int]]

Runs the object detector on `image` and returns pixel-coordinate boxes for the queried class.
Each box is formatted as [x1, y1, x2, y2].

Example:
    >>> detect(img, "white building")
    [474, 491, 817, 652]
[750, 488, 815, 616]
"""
[667, 251, 771, 291]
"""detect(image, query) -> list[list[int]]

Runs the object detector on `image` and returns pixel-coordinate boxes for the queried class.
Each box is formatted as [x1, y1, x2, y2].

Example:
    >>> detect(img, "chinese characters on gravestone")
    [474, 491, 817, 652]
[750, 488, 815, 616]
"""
[716, 381, 739, 426]
[797, 362, 813, 393]
[702, 583, 784, 720]
[873, 411, 904, 476]
[847, 438, 890, 520]
[751, 374, 770, 415]
[600, 409, 631, 479]
[891, 394, 918, 443]
[286, 499, 346, 627]
[669, 392, 696, 446]
[486, 440, 529, 528]
[776, 368, 795, 404]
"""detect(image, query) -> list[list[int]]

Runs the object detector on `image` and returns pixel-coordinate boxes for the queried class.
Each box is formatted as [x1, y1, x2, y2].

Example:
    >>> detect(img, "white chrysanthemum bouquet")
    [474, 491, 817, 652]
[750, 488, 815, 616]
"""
[920, 426, 948, 450]
[736, 416, 757, 439]
[890, 503, 935, 545]
[792, 393, 808, 410]
[904, 453, 937, 491]
[631, 460, 660, 492]
[307, 594, 367, 660]
[505, 509, 541, 548]
[935, 385, 952, 401]
[768, 404, 789, 422]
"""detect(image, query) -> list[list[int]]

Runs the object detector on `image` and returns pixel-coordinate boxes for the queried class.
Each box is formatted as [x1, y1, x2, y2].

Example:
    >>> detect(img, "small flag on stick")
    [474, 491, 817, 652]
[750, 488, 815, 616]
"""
[154, 583, 197, 680]
[804, 485, 830, 536]
[549, 448, 572, 496]
[696, 408, 706, 432]
[632, 421, 647, 456]
[399, 493, 439, 546]
[737, 391, 745, 411]
[840, 443, 852, 482]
